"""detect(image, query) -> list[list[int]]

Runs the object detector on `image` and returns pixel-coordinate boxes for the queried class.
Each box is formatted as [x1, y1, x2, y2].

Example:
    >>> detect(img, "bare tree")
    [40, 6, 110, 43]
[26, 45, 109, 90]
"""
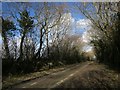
[34, 3, 65, 58]
[75, 2, 120, 68]
[2, 17, 16, 59]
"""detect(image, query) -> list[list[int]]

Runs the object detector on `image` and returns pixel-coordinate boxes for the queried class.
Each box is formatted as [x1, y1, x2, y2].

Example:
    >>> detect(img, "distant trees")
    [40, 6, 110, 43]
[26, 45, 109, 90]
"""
[76, 2, 120, 70]
[49, 35, 82, 65]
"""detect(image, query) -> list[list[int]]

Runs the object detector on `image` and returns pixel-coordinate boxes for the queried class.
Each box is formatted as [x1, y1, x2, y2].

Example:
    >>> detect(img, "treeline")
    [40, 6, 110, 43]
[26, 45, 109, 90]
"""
[76, 2, 120, 70]
[2, 3, 84, 76]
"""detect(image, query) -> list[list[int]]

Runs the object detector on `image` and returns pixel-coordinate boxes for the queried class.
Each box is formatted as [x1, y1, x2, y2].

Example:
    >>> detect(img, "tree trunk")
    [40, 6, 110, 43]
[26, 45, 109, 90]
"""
[46, 32, 49, 58]
[19, 34, 25, 60]
[35, 28, 44, 59]
[2, 31, 10, 59]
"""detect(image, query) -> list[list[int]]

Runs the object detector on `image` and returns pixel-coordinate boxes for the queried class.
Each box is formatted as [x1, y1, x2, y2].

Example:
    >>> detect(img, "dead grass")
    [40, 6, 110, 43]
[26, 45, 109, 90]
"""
[3, 63, 79, 89]
[3, 67, 66, 89]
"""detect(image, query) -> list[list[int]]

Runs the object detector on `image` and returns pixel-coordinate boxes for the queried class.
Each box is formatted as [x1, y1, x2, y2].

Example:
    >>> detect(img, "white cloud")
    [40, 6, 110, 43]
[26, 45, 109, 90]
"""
[76, 19, 91, 29]
[82, 31, 88, 43]
[81, 30, 92, 43]
[59, 13, 75, 35]
[0, 34, 2, 52]
[74, 19, 92, 43]
[61, 13, 75, 25]
[49, 13, 91, 36]
[83, 45, 93, 52]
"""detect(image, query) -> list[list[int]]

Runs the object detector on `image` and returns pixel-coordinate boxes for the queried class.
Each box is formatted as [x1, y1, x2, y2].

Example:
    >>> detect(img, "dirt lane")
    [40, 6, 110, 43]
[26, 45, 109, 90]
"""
[56, 62, 120, 89]
[12, 61, 93, 89]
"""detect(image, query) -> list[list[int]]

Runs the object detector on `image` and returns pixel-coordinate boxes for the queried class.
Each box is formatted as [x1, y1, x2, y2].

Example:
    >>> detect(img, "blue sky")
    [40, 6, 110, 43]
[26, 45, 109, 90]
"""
[2, 2, 86, 20]
[1, 2, 92, 52]
[2, 2, 89, 35]
[1, 0, 118, 2]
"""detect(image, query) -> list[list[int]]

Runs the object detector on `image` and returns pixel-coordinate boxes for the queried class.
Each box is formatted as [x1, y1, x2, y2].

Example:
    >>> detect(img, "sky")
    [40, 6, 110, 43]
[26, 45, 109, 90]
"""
[1, 2, 92, 52]
[1, 0, 118, 2]
[2, 2, 90, 35]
